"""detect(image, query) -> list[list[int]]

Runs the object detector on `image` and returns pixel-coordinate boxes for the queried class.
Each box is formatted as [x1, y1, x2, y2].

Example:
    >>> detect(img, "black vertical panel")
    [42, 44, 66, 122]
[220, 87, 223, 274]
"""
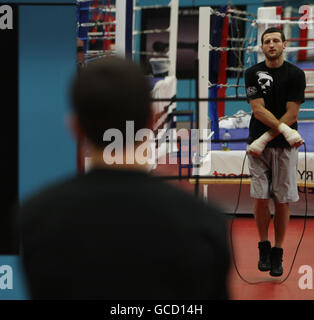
[0, 4, 18, 254]
[125, 0, 133, 59]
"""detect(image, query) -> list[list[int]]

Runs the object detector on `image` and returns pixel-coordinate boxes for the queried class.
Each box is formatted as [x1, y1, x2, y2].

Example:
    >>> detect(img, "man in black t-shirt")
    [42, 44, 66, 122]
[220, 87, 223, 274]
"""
[17, 57, 230, 299]
[244, 27, 306, 277]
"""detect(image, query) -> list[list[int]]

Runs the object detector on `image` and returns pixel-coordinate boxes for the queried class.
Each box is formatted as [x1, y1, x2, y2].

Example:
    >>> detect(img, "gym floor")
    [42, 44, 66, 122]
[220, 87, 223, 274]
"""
[229, 217, 314, 300]
[154, 162, 314, 300]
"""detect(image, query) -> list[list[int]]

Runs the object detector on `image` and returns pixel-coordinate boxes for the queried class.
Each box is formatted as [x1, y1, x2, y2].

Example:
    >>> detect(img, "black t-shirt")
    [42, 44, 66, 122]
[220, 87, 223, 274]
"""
[17, 168, 230, 300]
[245, 61, 306, 147]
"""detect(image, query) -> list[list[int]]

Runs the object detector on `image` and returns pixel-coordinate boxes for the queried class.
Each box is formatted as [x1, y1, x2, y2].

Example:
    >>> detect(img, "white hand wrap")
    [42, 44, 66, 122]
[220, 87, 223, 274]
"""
[247, 131, 273, 156]
[278, 123, 303, 146]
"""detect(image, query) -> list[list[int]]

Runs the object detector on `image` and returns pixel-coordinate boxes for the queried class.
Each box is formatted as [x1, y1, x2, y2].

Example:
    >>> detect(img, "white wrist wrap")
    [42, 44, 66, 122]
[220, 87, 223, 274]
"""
[278, 123, 303, 146]
[278, 123, 292, 136]
[247, 131, 273, 156]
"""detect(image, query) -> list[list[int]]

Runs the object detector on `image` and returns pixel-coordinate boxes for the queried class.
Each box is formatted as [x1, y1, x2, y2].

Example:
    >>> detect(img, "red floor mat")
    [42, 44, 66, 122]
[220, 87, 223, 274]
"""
[229, 217, 314, 300]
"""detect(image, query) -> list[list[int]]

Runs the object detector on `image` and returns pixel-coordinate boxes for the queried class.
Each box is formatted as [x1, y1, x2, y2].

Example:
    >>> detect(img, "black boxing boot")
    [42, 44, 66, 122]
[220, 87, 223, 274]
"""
[270, 247, 283, 277]
[258, 241, 271, 271]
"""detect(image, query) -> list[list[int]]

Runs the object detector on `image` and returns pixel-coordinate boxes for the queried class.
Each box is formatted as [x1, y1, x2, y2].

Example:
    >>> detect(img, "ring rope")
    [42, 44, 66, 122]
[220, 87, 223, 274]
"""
[226, 67, 246, 72]
[287, 38, 314, 42]
[132, 50, 169, 57]
[79, 6, 116, 13]
[79, 21, 116, 27]
[133, 28, 170, 36]
[227, 37, 256, 43]
[81, 36, 115, 40]
[209, 44, 251, 52]
[88, 31, 115, 36]
[228, 8, 256, 18]
[86, 49, 114, 55]
[209, 8, 255, 23]
[134, 4, 171, 10]
[224, 45, 314, 53]
[255, 19, 314, 25]
[208, 82, 245, 89]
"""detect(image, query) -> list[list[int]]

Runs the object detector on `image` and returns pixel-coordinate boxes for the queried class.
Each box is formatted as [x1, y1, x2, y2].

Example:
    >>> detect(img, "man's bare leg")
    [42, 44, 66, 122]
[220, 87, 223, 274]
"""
[254, 198, 271, 241]
[273, 202, 290, 248]
[254, 198, 272, 271]
[268, 202, 289, 277]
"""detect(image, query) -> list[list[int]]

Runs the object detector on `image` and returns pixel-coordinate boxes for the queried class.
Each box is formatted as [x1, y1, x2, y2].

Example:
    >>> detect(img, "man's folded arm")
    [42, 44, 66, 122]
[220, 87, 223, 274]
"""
[248, 99, 303, 156]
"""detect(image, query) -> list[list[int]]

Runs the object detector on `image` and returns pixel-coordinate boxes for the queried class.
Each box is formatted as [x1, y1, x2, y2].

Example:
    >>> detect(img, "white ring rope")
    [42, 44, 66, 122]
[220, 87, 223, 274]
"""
[208, 45, 314, 53]
[133, 28, 170, 35]
[209, 8, 255, 23]
[254, 45, 314, 52]
[85, 36, 115, 40]
[227, 37, 256, 43]
[134, 4, 171, 11]
[226, 67, 246, 72]
[86, 50, 111, 55]
[208, 81, 245, 88]
[88, 31, 115, 36]
[255, 19, 314, 25]
[132, 50, 169, 57]
[228, 8, 256, 18]
[209, 44, 250, 52]
[84, 6, 116, 13]
[79, 21, 116, 27]
[85, 51, 115, 61]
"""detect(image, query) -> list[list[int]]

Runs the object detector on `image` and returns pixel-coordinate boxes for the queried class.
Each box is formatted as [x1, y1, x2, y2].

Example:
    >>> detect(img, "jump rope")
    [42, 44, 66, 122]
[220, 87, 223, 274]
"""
[229, 142, 308, 285]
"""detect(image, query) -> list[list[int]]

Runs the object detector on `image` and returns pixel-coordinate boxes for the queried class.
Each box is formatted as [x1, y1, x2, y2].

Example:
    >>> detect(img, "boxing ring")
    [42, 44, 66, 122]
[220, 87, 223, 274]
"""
[139, 0, 180, 130]
[77, 0, 180, 171]
[77, 3, 314, 216]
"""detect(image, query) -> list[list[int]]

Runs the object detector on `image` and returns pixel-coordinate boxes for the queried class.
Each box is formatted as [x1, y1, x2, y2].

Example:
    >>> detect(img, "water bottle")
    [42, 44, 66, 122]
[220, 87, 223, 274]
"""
[222, 130, 231, 151]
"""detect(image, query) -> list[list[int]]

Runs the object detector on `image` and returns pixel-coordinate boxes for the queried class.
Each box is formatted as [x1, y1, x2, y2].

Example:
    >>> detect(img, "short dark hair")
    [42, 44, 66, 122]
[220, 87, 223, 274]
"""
[71, 57, 152, 147]
[261, 27, 286, 44]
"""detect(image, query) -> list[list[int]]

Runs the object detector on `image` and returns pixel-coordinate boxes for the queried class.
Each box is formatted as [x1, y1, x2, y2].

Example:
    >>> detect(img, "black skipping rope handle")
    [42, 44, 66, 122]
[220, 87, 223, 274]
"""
[230, 144, 308, 285]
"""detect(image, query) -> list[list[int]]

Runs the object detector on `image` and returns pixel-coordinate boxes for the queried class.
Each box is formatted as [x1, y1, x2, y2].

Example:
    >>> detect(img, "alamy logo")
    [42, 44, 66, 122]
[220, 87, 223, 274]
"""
[0, 265, 13, 290]
[0, 5, 13, 30]
[298, 265, 313, 290]
[256, 71, 273, 95]
[299, 5, 313, 30]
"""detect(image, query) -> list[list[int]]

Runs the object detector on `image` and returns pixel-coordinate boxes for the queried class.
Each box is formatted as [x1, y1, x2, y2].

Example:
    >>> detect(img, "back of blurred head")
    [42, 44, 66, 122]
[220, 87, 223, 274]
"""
[70, 57, 152, 150]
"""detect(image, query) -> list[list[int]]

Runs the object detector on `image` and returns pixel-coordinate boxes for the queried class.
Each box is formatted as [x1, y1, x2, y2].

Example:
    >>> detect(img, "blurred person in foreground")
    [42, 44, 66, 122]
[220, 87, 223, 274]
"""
[18, 57, 230, 300]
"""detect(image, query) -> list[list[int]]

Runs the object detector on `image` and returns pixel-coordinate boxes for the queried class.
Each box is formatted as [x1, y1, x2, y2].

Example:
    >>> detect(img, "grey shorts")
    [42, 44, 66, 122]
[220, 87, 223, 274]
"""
[247, 147, 299, 203]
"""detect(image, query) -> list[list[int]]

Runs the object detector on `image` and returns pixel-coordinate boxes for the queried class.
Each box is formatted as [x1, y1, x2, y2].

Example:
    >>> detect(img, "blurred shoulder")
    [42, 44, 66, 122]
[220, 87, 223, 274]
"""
[18, 174, 84, 225]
